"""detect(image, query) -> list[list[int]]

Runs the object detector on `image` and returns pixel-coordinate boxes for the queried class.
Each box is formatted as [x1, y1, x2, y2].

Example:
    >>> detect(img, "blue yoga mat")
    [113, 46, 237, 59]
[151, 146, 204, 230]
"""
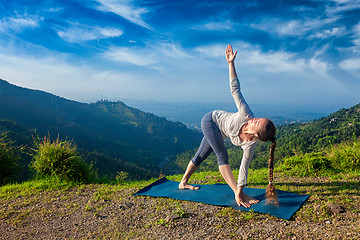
[134, 177, 309, 220]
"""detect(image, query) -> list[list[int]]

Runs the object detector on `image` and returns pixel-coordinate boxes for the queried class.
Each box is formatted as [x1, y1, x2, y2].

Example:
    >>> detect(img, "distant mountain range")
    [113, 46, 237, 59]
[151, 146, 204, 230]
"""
[0, 79, 202, 179]
[123, 99, 328, 129]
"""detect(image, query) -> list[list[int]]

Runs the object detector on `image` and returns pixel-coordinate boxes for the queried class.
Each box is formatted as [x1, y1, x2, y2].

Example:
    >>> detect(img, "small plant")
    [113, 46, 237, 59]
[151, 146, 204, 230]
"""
[175, 208, 189, 218]
[115, 171, 129, 184]
[156, 218, 166, 225]
[0, 133, 23, 185]
[30, 135, 95, 182]
[242, 209, 256, 220]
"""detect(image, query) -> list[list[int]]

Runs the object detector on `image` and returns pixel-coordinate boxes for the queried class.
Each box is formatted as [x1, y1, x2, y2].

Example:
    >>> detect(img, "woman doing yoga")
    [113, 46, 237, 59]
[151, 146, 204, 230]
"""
[178, 45, 278, 208]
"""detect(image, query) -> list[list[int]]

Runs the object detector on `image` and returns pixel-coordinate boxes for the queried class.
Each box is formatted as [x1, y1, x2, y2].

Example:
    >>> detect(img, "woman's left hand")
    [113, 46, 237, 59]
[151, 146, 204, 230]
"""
[225, 44, 238, 63]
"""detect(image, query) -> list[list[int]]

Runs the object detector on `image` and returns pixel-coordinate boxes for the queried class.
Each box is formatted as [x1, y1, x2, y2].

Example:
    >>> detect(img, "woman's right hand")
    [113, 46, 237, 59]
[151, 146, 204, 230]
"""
[225, 44, 238, 63]
[235, 186, 260, 208]
[235, 191, 251, 208]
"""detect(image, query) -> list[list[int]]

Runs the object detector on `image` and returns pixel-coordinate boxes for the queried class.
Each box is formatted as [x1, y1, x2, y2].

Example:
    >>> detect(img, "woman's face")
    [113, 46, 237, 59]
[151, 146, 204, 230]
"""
[247, 118, 268, 134]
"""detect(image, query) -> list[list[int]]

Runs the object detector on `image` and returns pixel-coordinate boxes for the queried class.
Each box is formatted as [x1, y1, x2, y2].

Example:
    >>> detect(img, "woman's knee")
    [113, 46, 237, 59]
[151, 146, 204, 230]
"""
[192, 157, 203, 166]
[217, 151, 229, 165]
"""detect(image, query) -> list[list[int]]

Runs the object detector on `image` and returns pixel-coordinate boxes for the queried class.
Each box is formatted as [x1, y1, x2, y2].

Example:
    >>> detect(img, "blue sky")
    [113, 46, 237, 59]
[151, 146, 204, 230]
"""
[0, 0, 360, 114]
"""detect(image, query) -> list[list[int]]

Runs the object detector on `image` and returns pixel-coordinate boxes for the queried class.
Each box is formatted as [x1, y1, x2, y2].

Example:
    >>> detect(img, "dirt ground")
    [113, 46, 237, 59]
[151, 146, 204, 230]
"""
[1, 176, 359, 239]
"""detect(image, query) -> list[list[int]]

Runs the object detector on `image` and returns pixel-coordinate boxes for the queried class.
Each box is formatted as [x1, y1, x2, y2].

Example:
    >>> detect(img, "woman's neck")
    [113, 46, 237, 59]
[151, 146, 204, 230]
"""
[239, 123, 256, 142]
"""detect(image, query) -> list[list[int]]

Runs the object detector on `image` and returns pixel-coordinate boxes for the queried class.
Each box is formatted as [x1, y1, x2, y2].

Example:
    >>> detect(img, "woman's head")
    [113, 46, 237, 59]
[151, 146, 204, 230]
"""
[256, 118, 276, 142]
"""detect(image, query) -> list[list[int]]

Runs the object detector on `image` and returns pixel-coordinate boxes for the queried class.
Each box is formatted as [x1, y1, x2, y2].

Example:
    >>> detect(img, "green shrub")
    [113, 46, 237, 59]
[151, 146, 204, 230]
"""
[0, 133, 22, 185]
[30, 136, 95, 182]
[280, 139, 360, 177]
[280, 152, 334, 177]
[328, 140, 360, 170]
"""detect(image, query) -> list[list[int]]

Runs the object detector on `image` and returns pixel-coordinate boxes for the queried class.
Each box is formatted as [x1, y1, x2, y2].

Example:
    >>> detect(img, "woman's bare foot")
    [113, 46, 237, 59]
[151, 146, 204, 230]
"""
[178, 182, 200, 190]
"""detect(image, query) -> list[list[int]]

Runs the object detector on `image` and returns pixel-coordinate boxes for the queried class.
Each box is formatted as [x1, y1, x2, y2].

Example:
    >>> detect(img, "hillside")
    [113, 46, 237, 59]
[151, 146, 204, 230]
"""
[174, 102, 360, 172]
[0, 79, 202, 179]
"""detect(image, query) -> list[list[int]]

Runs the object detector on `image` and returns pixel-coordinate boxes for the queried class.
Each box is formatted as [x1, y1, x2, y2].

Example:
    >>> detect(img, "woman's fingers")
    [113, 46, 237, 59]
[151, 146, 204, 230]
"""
[227, 44, 233, 52]
[239, 201, 251, 208]
[236, 198, 251, 208]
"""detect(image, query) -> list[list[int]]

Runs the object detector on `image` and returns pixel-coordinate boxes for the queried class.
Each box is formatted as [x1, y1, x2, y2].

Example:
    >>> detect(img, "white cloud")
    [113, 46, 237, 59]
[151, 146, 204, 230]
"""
[102, 43, 191, 72]
[192, 20, 234, 31]
[252, 16, 341, 39]
[0, 14, 42, 32]
[275, 20, 308, 37]
[304, 46, 334, 79]
[56, 22, 123, 43]
[251, 19, 308, 37]
[194, 44, 225, 58]
[103, 46, 157, 67]
[251, 0, 358, 39]
[308, 57, 332, 78]
[351, 22, 360, 49]
[339, 58, 360, 70]
[309, 26, 346, 39]
[93, 0, 151, 30]
[245, 50, 305, 72]
[326, 0, 360, 17]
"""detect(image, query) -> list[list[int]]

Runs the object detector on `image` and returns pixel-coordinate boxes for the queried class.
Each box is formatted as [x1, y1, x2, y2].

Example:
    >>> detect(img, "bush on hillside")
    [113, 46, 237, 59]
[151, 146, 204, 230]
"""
[30, 136, 95, 182]
[328, 140, 360, 170]
[0, 133, 22, 185]
[279, 139, 360, 177]
[280, 152, 334, 177]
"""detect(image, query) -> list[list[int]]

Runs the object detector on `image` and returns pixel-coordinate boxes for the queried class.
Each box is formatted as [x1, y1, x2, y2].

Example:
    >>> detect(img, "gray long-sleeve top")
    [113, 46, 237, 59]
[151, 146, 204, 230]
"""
[212, 77, 257, 186]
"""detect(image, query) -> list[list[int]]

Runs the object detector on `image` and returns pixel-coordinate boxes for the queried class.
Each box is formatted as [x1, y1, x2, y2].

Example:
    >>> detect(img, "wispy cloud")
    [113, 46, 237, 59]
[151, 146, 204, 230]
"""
[245, 50, 305, 73]
[309, 27, 346, 39]
[251, 17, 338, 39]
[339, 58, 360, 70]
[192, 20, 234, 31]
[56, 22, 123, 43]
[194, 44, 226, 58]
[103, 46, 157, 67]
[0, 13, 42, 32]
[351, 22, 360, 50]
[250, 1, 359, 40]
[93, 0, 151, 30]
[102, 42, 191, 71]
[326, 0, 360, 17]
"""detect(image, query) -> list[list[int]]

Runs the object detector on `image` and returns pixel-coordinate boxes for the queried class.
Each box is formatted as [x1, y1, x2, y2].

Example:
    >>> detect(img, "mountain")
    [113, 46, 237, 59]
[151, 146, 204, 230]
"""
[0, 79, 202, 179]
[274, 103, 360, 156]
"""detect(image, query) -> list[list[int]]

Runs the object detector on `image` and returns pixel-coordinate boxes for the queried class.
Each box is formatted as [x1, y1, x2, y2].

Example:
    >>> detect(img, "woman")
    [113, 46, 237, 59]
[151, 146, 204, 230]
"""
[179, 45, 278, 208]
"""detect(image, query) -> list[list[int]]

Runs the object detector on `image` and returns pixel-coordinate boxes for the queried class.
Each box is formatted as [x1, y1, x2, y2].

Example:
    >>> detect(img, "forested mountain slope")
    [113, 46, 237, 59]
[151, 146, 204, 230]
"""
[0, 79, 202, 179]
